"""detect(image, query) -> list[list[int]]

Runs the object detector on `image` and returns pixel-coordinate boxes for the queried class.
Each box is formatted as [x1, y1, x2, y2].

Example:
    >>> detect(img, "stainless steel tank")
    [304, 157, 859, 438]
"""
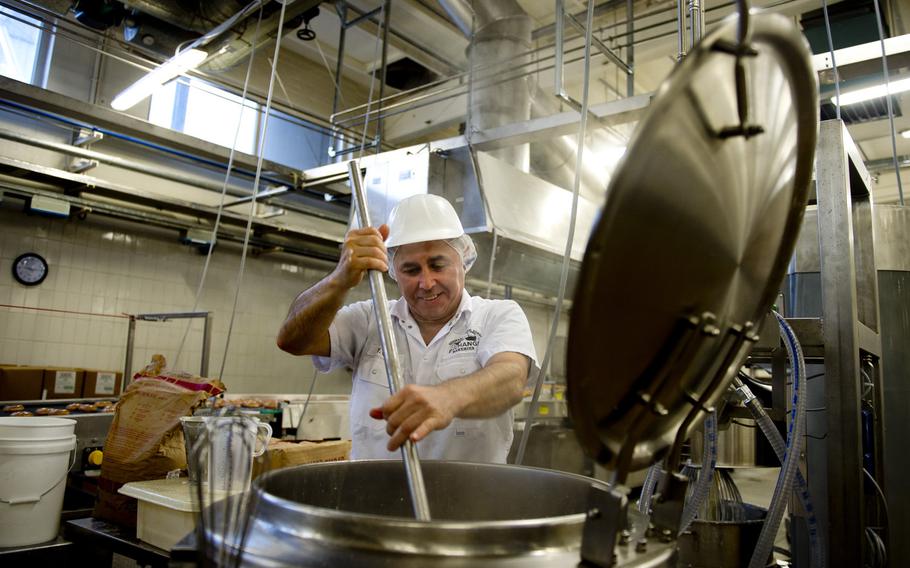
[690, 419, 761, 468]
[214, 460, 674, 567]
[677, 503, 767, 568]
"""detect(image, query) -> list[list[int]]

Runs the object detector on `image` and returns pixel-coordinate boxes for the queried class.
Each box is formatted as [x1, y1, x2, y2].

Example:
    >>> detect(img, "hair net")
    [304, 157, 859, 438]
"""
[387, 233, 477, 281]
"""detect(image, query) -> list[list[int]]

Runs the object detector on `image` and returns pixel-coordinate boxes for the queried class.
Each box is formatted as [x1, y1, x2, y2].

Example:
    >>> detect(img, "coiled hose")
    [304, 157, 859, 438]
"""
[747, 312, 809, 568]
[733, 375, 825, 567]
[679, 409, 718, 532]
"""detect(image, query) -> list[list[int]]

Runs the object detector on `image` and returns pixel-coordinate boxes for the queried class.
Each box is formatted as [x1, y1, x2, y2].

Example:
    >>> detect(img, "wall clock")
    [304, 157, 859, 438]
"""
[12, 253, 48, 286]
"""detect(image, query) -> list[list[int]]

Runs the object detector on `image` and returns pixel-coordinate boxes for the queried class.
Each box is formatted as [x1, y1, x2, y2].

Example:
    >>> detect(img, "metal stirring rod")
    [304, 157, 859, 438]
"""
[346, 161, 432, 521]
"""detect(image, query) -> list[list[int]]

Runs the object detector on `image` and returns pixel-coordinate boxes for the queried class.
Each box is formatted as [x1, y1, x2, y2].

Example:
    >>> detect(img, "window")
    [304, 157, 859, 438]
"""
[150, 77, 333, 170]
[0, 7, 43, 84]
[150, 78, 259, 154]
[261, 109, 330, 171]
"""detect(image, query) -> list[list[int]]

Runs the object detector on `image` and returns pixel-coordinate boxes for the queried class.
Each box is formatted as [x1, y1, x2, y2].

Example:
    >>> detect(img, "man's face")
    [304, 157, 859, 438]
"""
[393, 240, 465, 326]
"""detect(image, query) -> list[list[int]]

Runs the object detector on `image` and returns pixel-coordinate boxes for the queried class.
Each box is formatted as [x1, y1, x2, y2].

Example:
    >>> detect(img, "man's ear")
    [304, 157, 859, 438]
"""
[379, 224, 390, 241]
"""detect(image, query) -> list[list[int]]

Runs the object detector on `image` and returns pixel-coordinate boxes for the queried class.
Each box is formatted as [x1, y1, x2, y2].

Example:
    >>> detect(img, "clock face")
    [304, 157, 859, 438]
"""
[12, 253, 48, 286]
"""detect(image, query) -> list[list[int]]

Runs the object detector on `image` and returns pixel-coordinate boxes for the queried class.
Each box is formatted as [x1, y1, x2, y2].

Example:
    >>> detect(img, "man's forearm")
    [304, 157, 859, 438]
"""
[441, 353, 529, 419]
[276, 274, 347, 356]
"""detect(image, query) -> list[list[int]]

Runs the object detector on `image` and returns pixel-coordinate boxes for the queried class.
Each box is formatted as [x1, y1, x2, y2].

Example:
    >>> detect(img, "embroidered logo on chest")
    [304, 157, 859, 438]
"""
[448, 328, 481, 354]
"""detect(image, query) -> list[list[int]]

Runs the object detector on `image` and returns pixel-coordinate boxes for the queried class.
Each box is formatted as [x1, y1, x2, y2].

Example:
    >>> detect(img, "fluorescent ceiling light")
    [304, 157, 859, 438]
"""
[111, 49, 208, 111]
[812, 33, 910, 71]
[831, 77, 910, 106]
[901, 130, 910, 139]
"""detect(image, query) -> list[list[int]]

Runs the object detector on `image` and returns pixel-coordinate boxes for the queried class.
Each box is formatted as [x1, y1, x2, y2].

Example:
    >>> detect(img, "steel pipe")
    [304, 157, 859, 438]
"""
[677, 0, 688, 59]
[0, 125, 247, 194]
[346, 161, 432, 521]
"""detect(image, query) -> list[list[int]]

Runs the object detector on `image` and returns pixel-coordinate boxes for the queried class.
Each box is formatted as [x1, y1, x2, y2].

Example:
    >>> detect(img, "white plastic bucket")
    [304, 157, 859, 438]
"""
[0, 418, 76, 548]
[0, 417, 76, 439]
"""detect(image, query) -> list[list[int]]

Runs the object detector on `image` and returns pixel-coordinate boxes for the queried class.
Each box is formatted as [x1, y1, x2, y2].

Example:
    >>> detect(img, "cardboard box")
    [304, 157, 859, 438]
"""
[82, 370, 123, 398]
[42, 368, 85, 399]
[0, 366, 45, 401]
[252, 439, 351, 479]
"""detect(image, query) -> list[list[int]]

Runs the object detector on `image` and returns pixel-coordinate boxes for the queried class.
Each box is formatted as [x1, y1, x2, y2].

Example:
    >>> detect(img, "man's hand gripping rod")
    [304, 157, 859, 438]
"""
[346, 160, 432, 521]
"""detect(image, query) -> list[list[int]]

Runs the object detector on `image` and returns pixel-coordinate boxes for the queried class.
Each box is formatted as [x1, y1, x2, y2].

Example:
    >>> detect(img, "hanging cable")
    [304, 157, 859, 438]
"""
[295, 367, 320, 438]
[485, 229, 498, 299]
[217, 0, 289, 382]
[314, 34, 346, 109]
[820, 0, 840, 120]
[355, 3, 385, 159]
[173, 7, 265, 372]
[267, 56, 322, 165]
[871, 0, 905, 205]
[515, 0, 596, 465]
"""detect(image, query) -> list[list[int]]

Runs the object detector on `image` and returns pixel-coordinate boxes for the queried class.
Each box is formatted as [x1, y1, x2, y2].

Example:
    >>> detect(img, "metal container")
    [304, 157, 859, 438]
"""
[676, 503, 767, 568]
[214, 460, 674, 567]
[689, 418, 776, 468]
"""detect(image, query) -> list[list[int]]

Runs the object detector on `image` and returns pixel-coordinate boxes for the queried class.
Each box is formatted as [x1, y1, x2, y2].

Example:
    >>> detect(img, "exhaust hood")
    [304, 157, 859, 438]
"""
[363, 145, 600, 297]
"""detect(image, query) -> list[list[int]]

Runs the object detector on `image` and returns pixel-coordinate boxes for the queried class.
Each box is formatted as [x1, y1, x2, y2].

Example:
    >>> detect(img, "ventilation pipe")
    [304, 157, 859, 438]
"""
[437, 1, 533, 171]
[438, 1, 617, 201]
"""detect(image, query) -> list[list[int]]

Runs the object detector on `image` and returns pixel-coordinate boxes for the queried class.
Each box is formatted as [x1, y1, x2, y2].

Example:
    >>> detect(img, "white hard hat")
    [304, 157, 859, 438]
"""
[385, 194, 464, 248]
[385, 194, 477, 281]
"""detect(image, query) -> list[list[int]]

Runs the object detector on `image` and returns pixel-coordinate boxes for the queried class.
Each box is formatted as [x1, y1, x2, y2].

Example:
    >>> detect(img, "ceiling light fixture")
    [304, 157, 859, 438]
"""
[812, 33, 910, 71]
[831, 77, 910, 106]
[110, 0, 267, 112]
[111, 48, 208, 111]
[901, 129, 910, 139]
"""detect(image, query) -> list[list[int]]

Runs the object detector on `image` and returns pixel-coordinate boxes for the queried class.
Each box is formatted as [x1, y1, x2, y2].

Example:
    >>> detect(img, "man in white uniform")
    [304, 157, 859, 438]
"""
[277, 194, 538, 463]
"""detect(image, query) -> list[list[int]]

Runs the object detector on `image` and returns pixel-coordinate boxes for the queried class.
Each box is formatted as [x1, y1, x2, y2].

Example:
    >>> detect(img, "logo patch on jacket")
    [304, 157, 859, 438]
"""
[448, 329, 481, 354]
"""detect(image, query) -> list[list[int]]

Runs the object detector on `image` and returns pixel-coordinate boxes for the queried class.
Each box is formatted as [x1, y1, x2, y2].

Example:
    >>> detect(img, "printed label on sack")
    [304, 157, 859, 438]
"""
[96, 372, 116, 395]
[55, 371, 76, 394]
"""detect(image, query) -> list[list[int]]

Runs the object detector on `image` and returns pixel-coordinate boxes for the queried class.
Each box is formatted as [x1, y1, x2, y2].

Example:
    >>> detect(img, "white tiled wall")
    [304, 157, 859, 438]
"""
[0, 204, 564, 395]
[0, 203, 354, 394]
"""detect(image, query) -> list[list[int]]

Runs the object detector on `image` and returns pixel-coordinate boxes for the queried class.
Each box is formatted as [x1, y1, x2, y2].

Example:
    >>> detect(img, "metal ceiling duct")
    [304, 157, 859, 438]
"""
[437, 0, 612, 203]
[437, 0, 533, 171]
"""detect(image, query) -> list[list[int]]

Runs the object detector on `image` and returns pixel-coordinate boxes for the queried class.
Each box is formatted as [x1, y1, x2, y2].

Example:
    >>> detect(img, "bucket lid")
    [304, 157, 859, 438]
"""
[0, 417, 77, 429]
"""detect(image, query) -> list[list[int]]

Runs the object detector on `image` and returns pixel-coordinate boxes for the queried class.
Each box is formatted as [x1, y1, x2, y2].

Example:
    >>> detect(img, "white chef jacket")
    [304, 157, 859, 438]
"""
[313, 289, 539, 463]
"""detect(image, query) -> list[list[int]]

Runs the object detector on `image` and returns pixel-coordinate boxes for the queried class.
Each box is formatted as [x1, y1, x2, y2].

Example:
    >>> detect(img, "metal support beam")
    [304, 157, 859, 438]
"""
[344, 6, 381, 29]
[864, 154, 910, 172]
[626, 0, 635, 97]
[815, 119, 885, 568]
[305, 92, 653, 195]
[223, 186, 291, 207]
[554, 0, 633, 111]
[565, 12, 632, 74]
[0, 76, 298, 180]
[0, 154, 345, 243]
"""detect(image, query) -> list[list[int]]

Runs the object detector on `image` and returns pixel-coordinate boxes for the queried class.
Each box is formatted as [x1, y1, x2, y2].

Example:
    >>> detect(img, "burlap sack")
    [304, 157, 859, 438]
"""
[94, 356, 223, 527]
